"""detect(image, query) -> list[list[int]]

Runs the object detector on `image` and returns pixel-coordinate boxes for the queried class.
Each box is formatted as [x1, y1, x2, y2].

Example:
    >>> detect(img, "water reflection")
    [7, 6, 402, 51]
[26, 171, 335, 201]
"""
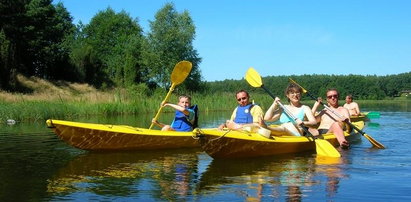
[196, 154, 347, 201]
[47, 149, 202, 201]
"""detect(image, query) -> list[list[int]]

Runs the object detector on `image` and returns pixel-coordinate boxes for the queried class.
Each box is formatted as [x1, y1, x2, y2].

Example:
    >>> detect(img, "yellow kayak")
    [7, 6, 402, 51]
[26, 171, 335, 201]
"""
[194, 121, 364, 159]
[46, 119, 199, 151]
[350, 113, 369, 122]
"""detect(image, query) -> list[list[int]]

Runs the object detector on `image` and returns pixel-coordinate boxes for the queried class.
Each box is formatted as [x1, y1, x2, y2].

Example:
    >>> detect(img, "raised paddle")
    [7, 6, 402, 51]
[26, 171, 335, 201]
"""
[288, 78, 385, 149]
[149, 61, 193, 129]
[245, 67, 341, 158]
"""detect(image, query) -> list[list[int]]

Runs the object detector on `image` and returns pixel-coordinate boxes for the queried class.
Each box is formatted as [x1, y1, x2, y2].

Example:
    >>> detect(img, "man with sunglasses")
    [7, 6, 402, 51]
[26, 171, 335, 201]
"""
[311, 88, 350, 148]
[218, 90, 264, 130]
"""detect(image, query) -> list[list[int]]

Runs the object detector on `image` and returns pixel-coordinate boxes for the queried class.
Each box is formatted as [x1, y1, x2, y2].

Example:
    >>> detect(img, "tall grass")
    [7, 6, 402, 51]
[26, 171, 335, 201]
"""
[1, 93, 410, 123]
[1, 74, 410, 123]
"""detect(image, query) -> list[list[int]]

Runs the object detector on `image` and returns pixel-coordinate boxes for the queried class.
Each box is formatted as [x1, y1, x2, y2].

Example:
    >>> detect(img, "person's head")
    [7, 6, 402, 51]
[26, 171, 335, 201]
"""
[285, 83, 303, 102]
[178, 95, 191, 108]
[235, 90, 250, 106]
[326, 88, 339, 107]
[345, 94, 353, 104]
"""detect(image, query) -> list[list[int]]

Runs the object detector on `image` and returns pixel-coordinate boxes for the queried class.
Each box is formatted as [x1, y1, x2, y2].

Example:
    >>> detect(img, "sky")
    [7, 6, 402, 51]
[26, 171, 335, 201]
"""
[54, 0, 411, 81]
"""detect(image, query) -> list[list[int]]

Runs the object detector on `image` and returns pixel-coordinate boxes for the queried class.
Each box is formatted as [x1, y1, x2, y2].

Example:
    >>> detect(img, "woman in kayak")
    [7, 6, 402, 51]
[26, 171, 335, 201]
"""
[152, 95, 198, 131]
[263, 83, 317, 136]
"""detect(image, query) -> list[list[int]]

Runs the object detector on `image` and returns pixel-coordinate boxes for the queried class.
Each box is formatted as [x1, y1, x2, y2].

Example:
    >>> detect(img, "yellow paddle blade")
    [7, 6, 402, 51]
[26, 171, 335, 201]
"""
[245, 67, 263, 88]
[364, 134, 386, 149]
[288, 78, 308, 94]
[315, 139, 341, 158]
[171, 61, 192, 85]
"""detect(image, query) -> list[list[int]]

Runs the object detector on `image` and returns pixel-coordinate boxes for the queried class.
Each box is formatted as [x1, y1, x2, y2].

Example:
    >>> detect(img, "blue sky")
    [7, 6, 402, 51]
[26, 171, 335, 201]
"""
[54, 0, 411, 81]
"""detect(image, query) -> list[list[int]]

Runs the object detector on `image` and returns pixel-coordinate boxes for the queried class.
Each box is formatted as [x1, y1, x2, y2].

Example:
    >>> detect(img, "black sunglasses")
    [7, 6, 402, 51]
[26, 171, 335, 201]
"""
[327, 95, 338, 99]
[237, 97, 247, 101]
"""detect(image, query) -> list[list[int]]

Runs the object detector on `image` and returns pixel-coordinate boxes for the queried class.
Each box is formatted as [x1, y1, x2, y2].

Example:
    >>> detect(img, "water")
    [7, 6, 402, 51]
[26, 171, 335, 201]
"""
[1, 109, 411, 201]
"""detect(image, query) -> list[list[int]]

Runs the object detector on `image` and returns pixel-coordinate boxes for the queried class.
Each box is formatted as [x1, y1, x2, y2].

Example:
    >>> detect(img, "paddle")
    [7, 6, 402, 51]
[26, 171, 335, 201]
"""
[288, 78, 385, 149]
[149, 61, 193, 129]
[366, 111, 381, 119]
[245, 67, 341, 157]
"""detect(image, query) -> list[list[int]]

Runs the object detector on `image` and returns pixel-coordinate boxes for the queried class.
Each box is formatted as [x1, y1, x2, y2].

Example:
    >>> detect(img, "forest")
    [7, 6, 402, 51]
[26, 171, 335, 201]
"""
[1, 0, 410, 100]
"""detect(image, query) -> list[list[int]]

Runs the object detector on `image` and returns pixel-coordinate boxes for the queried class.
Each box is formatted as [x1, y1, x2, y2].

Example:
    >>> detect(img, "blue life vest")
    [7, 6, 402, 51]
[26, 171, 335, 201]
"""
[234, 104, 254, 124]
[171, 105, 197, 131]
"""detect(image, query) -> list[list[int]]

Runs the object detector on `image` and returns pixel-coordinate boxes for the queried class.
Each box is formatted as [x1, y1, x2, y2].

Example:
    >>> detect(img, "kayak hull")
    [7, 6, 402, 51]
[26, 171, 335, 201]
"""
[46, 119, 199, 151]
[195, 121, 364, 159]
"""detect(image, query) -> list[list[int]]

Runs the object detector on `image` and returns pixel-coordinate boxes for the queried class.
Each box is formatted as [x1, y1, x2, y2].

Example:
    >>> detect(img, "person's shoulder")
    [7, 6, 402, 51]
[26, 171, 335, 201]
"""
[302, 105, 312, 110]
[251, 104, 263, 110]
[338, 106, 349, 112]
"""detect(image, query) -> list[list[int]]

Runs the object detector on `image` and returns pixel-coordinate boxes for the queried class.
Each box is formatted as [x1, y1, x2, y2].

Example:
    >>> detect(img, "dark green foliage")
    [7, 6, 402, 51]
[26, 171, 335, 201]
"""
[0, 0, 408, 99]
[142, 3, 203, 91]
[0, 2, 203, 92]
[0, 0, 76, 90]
[205, 72, 411, 100]
[69, 7, 144, 88]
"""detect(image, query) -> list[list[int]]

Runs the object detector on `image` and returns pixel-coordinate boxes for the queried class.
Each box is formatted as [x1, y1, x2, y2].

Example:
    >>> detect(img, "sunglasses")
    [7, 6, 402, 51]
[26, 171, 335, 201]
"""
[327, 94, 338, 99]
[237, 97, 248, 101]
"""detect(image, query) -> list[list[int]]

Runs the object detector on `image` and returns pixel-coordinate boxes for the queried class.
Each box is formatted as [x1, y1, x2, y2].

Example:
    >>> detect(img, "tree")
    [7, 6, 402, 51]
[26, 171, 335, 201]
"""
[0, 0, 76, 89]
[70, 8, 144, 88]
[143, 3, 202, 91]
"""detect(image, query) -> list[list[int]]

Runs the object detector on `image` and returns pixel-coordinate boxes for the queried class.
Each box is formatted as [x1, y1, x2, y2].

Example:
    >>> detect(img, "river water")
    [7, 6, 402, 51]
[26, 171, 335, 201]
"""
[1, 107, 411, 201]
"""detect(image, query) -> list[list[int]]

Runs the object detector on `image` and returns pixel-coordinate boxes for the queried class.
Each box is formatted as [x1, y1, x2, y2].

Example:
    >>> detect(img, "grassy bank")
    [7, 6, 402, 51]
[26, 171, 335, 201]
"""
[0, 75, 241, 122]
[1, 75, 410, 123]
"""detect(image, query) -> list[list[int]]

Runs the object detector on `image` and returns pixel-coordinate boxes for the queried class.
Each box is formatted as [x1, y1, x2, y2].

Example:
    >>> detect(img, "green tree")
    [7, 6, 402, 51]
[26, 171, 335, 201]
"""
[70, 8, 144, 88]
[143, 3, 202, 91]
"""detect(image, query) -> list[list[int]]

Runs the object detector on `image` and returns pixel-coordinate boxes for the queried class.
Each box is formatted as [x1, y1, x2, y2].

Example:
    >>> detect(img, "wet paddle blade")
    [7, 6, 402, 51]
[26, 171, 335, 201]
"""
[315, 139, 341, 158]
[171, 61, 192, 85]
[245, 67, 263, 88]
[366, 111, 381, 119]
[364, 134, 386, 149]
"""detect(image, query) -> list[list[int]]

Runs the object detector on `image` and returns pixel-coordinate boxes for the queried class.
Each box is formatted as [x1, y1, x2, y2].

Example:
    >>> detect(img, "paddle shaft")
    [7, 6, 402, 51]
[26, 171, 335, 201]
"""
[149, 83, 176, 129]
[261, 85, 313, 138]
[289, 78, 366, 135]
[305, 90, 369, 136]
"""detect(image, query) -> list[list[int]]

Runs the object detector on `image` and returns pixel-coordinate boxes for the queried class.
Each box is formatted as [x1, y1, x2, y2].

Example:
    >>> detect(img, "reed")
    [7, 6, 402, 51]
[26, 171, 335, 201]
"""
[1, 74, 410, 122]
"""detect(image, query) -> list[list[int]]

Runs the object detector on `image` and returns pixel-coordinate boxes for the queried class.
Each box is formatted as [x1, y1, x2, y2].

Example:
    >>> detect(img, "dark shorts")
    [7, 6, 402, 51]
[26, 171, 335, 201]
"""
[318, 129, 329, 135]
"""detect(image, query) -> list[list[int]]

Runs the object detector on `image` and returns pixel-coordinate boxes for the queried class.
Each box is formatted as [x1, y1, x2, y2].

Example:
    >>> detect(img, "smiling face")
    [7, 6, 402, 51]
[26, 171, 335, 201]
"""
[178, 96, 191, 108]
[326, 90, 339, 107]
[236, 91, 250, 107]
[286, 87, 302, 103]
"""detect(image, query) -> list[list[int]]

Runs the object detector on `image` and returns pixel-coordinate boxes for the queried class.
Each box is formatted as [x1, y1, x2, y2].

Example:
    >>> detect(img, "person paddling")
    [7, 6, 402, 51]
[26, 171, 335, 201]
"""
[152, 95, 198, 131]
[311, 88, 350, 148]
[263, 83, 317, 136]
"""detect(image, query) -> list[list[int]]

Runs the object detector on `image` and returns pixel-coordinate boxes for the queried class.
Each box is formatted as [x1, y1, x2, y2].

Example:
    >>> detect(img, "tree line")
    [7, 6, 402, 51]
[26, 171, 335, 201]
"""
[0, 0, 202, 91]
[1, 0, 410, 100]
[206, 72, 411, 100]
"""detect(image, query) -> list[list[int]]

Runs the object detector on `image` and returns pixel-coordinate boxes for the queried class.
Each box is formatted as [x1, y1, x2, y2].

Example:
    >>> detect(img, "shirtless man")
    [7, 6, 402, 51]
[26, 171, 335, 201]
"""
[312, 88, 350, 148]
[343, 94, 360, 116]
